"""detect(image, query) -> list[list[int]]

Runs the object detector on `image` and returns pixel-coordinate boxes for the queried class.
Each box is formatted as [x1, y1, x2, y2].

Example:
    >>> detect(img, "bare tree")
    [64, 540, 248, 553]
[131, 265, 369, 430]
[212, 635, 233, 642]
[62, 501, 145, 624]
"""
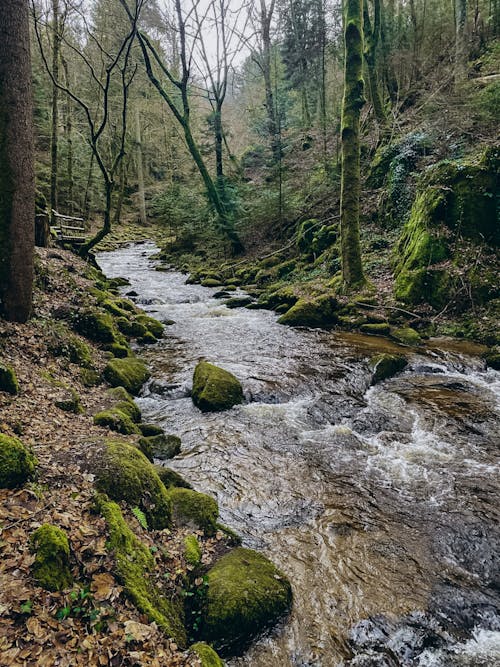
[32, 0, 141, 256]
[0, 0, 35, 322]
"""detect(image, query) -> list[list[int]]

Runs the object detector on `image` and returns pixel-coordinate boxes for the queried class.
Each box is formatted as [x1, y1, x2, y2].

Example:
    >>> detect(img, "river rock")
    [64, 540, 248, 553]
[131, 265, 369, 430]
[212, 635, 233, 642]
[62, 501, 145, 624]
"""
[277, 295, 339, 328]
[369, 353, 408, 384]
[200, 547, 292, 656]
[192, 361, 243, 412]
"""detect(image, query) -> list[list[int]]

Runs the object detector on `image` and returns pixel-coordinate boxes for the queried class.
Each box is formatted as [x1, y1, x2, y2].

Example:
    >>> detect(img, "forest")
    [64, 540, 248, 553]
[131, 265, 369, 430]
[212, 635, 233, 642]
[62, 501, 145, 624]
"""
[0, 0, 499, 665]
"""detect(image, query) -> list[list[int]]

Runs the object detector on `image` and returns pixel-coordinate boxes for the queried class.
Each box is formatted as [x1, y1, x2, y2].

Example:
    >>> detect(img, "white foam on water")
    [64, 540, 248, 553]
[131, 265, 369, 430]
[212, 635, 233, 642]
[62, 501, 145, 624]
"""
[417, 628, 500, 666]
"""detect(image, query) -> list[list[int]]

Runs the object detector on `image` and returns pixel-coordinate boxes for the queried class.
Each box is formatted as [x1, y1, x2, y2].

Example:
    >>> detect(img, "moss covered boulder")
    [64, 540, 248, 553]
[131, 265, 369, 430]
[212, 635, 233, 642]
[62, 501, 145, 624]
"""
[116, 317, 148, 339]
[139, 434, 181, 461]
[200, 548, 292, 655]
[47, 327, 93, 367]
[103, 358, 150, 395]
[190, 642, 224, 667]
[155, 466, 193, 490]
[360, 322, 391, 336]
[97, 497, 186, 645]
[72, 309, 118, 344]
[31, 524, 73, 591]
[184, 535, 202, 567]
[483, 350, 500, 370]
[278, 295, 339, 328]
[192, 361, 243, 413]
[107, 386, 142, 422]
[370, 354, 408, 384]
[391, 327, 421, 346]
[94, 441, 171, 529]
[169, 488, 218, 535]
[94, 409, 140, 435]
[139, 423, 164, 437]
[0, 434, 37, 488]
[0, 362, 19, 395]
[136, 315, 164, 339]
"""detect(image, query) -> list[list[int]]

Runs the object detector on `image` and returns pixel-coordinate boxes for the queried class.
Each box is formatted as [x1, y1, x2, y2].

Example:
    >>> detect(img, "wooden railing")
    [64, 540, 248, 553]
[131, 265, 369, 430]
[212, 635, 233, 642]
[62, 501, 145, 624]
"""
[50, 210, 86, 245]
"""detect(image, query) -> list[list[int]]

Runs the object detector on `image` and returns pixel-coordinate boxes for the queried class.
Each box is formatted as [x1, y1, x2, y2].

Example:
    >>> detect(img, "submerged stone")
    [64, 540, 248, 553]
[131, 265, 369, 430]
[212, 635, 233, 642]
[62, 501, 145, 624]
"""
[0, 434, 37, 488]
[103, 358, 150, 395]
[370, 354, 408, 384]
[192, 361, 243, 412]
[31, 524, 73, 591]
[200, 547, 292, 656]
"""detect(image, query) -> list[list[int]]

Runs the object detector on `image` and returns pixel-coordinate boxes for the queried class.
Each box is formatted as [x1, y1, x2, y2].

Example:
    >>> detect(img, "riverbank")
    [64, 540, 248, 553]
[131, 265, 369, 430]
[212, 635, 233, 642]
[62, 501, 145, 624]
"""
[0, 246, 291, 666]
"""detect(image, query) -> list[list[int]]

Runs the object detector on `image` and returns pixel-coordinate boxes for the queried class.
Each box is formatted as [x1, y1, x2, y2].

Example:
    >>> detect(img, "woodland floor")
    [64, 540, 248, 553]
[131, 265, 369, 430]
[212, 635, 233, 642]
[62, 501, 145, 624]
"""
[0, 247, 224, 667]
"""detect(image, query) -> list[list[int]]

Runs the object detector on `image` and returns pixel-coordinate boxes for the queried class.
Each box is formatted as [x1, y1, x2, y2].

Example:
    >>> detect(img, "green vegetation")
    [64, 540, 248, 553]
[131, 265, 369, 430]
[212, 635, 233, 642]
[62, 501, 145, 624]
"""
[93, 409, 139, 435]
[94, 440, 171, 530]
[169, 488, 219, 535]
[0, 362, 19, 395]
[184, 535, 202, 567]
[190, 642, 224, 667]
[0, 434, 37, 488]
[192, 361, 243, 413]
[370, 354, 408, 384]
[200, 547, 292, 655]
[31, 524, 73, 591]
[103, 358, 150, 395]
[278, 295, 339, 328]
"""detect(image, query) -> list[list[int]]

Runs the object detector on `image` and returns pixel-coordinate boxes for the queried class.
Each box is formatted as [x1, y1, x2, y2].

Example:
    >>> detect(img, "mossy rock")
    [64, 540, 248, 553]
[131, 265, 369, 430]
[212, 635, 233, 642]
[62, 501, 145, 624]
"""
[139, 331, 158, 345]
[192, 362, 243, 413]
[190, 642, 224, 667]
[73, 309, 118, 344]
[80, 368, 101, 387]
[103, 358, 150, 395]
[202, 278, 223, 288]
[370, 354, 408, 384]
[106, 342, 131, 358]
[102, 297, 137, 317]
[31, 524, 73, 592]
[94, 441, 171, 530]
[200, 548, 292, 656]
[391, 327, 422, 346]
[107, 386, 141, 422]
[223, 297, 254, 309]
[0, 434, 37, 489]
[184, 535, 202, 567]
[47, 328, 93, 368]
[154, 466, 193, 490]
[278, 295, 339, 328]
[258, 286, 298, 311]
[116, 317, 149, 338]
[136, 315, 164, 339]
[139, 434, 181, 461]
[483, 350, 500, 370]
[139, 423, 164, 437]
[108, 277, 130, 287]
[0, 363, 19, 395]
[97, 497, 186, 645]
[169, 488, 219, 535]
[360, 322, 391, 336]
[94, 409, 140, 435]
[55, 390, 84, 414]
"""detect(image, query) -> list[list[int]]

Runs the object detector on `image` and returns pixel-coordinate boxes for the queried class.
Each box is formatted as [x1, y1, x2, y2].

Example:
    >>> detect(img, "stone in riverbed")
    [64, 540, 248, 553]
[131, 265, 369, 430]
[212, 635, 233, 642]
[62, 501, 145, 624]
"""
[192, 361, 243, 412]
[277, 295, 338, 328]
[103, 358, 150, 395]
[369, 353, 408, 384]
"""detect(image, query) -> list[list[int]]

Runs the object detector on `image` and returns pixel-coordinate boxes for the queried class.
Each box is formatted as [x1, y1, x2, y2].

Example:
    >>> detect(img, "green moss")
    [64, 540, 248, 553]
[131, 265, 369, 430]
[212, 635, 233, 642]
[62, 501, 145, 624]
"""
[277, 295, 339, 328]
[0, 434, 36, 488]
[73, 309, 118, 344]
[154, 466, 193, 490]
[192, 362, 243, 413]
[483, 350, 500, 370]
[94, 409, 140, 435]
[139, 331, 158, 345]
[202, 278, 223, 287]
[47, 326, 93, 368]
[136, 315, 164, 339]
[190, 642, 224, 666]
[80, 368, 102, 387]
[31, 524, 73, 591]
[97, 497, 186, 645]
[360, 322, 391, 336]
[116, 317, 148, 338]
[139, 424, 164, 437]
[139, 434, 181, 461]
[369, 354, 408, 384]
[223, 297, 253, 309]
[258, 286, 298, 311]
[55, 390, 84, 414]
[106, 342, 131, 358]
[184, 535, 202, 567]
[107, 386, 141, 422]
[391, 327, 422, 346]
[169, 488, 219, 536]
[101, 298, 134, 318]
[0, 362, 19, 395]
[94, 441, 171, 530]
[103, 358, 150, 395]
[200, 548, 292, 656]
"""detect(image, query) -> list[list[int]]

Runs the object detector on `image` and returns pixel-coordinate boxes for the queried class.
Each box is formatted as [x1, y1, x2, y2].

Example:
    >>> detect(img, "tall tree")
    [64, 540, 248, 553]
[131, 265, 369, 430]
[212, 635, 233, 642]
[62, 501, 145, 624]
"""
[50, 0, 62, 222]
[455, 0, 468, 83]
[340, 0, 365, 287]
[363, 0, 385, 126]
[0, 0, 35, 322]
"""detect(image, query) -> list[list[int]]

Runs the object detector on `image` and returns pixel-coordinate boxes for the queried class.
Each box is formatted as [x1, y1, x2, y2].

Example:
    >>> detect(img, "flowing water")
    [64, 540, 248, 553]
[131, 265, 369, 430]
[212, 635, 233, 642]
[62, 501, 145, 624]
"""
[97, 243, 500, 667]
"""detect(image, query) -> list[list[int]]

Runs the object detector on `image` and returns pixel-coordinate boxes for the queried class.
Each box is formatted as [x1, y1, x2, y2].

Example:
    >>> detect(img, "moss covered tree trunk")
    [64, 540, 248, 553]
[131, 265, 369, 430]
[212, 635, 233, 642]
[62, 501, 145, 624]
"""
[0, 0, 35, 322]
[50, 0, 61, 223]
[363, 0, 385, 126]
[455, 0, 468, 84]
[340, 0, 366, 288]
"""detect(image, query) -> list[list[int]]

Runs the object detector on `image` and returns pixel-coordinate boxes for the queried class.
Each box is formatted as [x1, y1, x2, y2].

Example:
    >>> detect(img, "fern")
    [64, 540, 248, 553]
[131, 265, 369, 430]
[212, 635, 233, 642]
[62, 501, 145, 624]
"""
[131, 506, 148, 530]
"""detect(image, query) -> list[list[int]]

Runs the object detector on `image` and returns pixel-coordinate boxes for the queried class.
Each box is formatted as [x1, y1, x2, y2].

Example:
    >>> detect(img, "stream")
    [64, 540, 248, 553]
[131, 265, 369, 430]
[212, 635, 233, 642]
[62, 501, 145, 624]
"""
[97, 242, 500, 667]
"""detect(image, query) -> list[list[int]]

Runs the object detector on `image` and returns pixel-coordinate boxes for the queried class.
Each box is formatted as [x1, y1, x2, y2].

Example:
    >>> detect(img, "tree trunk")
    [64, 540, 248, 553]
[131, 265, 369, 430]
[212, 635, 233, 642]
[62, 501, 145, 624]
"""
[455, 0, 468, 84]
[62, 57, 74, 215]
[261, 0, 281, 163]
[0, 0, 35, 322]
[135, 106, 147, 225]
[50, 0, 61, 223]
[364, 0, 386, 126]
[340, 0, 366, 288]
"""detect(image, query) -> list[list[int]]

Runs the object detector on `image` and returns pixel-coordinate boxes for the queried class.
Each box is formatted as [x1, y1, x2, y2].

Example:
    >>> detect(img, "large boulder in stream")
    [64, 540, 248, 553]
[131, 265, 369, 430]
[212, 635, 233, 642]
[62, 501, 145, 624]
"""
[370, 353, 408, 384]
[277, 295, 339, 328]
[199, 547, 292, 656]
[192, 361, 243, 412]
